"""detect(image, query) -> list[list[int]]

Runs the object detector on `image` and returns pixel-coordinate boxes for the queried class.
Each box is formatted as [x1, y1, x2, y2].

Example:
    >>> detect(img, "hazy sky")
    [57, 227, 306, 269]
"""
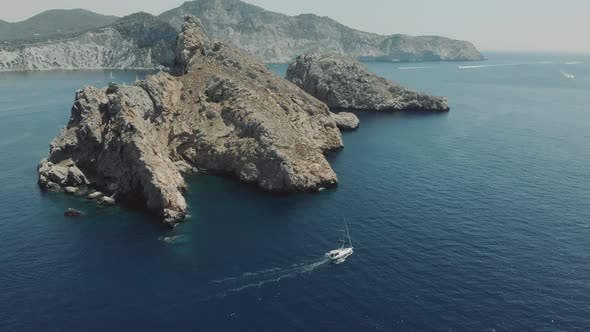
[1, 0, 589, 53]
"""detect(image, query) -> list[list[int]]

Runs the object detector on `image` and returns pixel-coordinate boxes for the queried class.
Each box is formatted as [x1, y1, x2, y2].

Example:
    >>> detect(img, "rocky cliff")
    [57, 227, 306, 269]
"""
[0, 0, 483, 71]
[0, 12, 178, 72]
[287, 53, 450, 112]
[0, 28, 154, 71]
[38, 16, 357, 226]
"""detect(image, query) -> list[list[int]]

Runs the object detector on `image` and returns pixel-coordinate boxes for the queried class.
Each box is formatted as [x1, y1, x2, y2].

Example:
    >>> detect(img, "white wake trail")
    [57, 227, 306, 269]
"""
[458, 63, 518, 69]
[207, 257, 330, 298]
[397, 66, 433, 70]
[458, 62, 554, 69]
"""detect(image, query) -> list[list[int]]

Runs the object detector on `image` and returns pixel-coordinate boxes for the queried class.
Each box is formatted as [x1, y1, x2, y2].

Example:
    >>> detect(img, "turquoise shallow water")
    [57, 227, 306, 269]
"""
[1, 54, 590, 331]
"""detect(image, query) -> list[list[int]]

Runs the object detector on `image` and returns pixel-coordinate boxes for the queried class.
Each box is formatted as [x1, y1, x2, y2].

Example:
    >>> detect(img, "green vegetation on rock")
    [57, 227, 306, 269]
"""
[0, 9, 118, 45]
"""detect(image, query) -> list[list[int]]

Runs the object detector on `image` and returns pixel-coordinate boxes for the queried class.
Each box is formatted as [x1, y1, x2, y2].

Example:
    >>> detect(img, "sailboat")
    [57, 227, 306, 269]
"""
[326, 219, 354, 264]
[109, 71, 115, 80]
[560, 71, 575, 79]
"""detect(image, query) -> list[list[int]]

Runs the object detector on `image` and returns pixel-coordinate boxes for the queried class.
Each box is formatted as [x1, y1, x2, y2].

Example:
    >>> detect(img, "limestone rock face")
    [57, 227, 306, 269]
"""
[38, 16, 345, 226]
[38, 158, 90, 188]
[331, 112, 360, 130]
[287, 53, 450, 112]
[169, 17, 343, 191]
[0, 28, 155, 72]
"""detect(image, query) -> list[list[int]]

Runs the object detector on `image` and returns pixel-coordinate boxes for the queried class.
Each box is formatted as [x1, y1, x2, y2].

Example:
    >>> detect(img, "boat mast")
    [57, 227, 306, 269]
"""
[344, 219, 352, 247]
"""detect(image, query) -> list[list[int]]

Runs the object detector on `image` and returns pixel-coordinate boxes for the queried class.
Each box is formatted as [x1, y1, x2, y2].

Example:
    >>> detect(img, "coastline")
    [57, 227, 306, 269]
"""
[0, 66, 161, 73]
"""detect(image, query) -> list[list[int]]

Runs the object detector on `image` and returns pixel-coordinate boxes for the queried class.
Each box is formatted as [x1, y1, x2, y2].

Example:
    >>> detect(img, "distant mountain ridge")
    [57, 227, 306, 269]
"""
[0, 0, 484, 71]
[0, 9, 118, 44]
[158, 0, 484, 63]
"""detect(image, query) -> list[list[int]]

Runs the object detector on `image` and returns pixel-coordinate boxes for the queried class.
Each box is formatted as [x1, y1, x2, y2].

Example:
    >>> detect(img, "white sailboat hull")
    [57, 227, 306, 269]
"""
[326, 247, 354, 264]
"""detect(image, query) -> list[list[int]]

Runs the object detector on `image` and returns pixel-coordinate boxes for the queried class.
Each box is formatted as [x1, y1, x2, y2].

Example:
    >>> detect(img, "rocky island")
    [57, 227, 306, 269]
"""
[0, 0, 484, 71]
[38, 16, 358, 227]
[287, 53, 450, 112]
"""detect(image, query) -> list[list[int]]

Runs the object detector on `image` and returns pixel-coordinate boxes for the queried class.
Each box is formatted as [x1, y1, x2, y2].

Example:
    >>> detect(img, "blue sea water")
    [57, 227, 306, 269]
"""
[1, 54, 590, 331]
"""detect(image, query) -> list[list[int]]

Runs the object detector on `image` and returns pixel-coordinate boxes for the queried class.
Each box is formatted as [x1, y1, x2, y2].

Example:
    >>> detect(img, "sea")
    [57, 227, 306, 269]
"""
[1, 53, 589, 331]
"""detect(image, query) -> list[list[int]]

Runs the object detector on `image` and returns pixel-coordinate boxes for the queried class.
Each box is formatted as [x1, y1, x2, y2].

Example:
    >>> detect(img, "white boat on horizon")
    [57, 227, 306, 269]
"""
[326, 219, 354, 264]
[561, 71, 575, 79]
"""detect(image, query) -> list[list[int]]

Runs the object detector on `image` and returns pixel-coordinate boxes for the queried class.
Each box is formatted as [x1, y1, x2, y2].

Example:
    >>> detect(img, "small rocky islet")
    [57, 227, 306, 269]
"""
[286, 53, 450, 112]
[38, 16, 451, 227]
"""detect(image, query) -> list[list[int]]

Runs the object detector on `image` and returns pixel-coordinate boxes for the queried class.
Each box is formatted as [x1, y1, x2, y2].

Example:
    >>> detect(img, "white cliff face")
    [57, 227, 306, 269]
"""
[0, 28, 155, 71]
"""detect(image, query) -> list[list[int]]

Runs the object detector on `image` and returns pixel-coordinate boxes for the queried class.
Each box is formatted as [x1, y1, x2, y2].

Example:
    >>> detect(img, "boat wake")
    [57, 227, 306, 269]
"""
[458, 62, 553, 69]
[206, 257, 330, 298]
[398, 66, 433, 70]
[158, 234, 191, 245]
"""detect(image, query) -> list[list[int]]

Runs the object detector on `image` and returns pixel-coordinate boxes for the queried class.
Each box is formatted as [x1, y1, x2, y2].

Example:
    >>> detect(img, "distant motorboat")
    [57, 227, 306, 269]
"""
[561, 71, 575, 79]
[326, 219, 354, 264]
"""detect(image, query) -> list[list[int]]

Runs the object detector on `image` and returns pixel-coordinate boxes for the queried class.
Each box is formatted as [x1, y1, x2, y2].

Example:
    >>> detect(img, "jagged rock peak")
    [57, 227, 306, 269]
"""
[174, 15, 209, 74]
[287, 53, 450, 112]
[180, 14, 207, 39]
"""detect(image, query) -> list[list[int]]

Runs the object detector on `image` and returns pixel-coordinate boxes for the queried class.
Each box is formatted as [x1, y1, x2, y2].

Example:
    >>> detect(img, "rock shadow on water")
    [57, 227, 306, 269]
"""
[333, 108, 449, 127]
[185, 172, 338, 204]
[40, 188, 180, 230]
[333, 107, 450, 118]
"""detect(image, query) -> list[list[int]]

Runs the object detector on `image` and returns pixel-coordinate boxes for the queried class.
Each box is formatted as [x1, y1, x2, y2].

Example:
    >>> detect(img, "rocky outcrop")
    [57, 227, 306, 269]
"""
[286, 53, 450, 112]
[38, 158, 90, 188]
[38, 16, 348, 227]
[64, 208, 84, 217]
[87, 191, 103, 200]
[331, 112, 360, 130]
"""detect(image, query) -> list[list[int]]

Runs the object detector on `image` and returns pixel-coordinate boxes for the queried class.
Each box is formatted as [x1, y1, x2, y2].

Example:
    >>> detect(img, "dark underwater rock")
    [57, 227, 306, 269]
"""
[64, 208, 84, 217]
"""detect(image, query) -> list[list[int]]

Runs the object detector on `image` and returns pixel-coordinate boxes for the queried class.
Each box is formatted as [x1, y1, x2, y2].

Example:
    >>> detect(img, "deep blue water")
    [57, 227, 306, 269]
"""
[1, 55, 590, 331]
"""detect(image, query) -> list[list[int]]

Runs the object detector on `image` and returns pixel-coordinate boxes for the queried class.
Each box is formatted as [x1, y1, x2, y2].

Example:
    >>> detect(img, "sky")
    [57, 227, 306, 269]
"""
[1, 0, 589, 53]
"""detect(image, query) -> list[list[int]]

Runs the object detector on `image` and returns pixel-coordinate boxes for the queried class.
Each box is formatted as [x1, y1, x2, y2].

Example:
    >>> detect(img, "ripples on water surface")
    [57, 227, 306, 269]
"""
[1, 54, 590, 331]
